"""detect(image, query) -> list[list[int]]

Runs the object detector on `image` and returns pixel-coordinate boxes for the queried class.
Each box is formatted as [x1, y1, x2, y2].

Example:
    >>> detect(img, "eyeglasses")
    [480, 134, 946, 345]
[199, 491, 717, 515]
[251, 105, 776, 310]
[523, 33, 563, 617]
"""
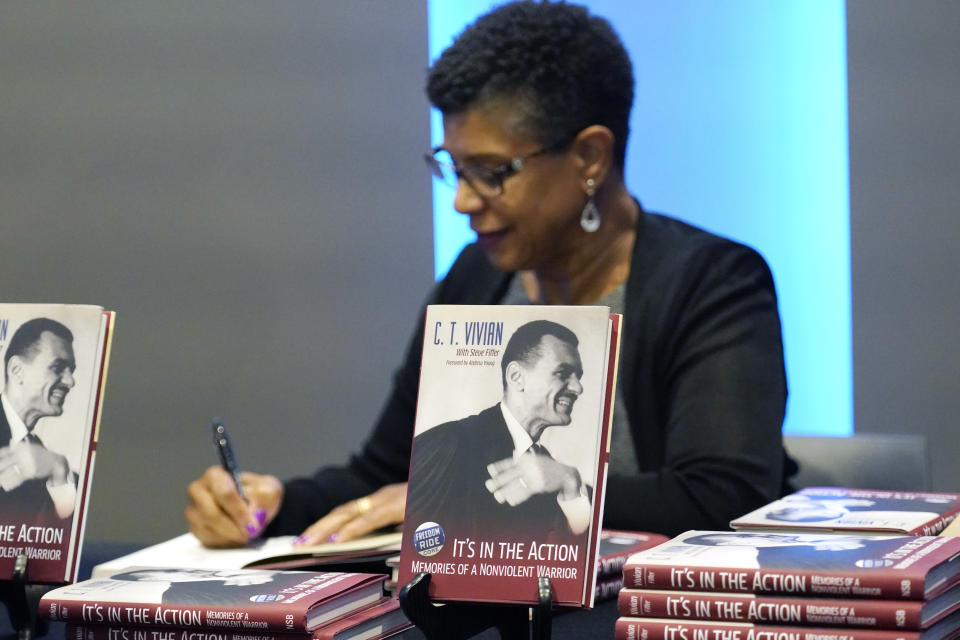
[424, 142, 567, 198]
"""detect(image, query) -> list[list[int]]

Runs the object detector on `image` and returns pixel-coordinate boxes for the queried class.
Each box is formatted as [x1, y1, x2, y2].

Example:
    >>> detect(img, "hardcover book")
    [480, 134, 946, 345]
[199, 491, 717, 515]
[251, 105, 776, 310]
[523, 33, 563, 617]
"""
[622, 531, 960, 600]
[0, 303, 115, 584]
[398, 305, 622, 607]
[41, 567, 387, 632]
[731, 487, 960, 536]
[598, 530, 670, 578]
[64, 598, 410, 640]
[613, 612, 960, 640]
[618, 582, 960, 630]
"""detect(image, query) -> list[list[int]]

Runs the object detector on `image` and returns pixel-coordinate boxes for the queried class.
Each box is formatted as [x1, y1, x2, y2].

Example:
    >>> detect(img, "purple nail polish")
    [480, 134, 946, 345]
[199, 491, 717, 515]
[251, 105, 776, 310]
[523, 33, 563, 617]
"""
[292, 535, 308, 545]
[246, 523, 260, 537]
[255, 509, 266, 526]
[326, 533, 339, 543]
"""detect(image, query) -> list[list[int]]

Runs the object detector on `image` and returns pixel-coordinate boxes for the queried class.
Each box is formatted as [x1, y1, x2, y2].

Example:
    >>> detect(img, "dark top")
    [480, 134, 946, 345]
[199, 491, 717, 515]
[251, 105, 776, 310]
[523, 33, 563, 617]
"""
[266, 208, 793, 538]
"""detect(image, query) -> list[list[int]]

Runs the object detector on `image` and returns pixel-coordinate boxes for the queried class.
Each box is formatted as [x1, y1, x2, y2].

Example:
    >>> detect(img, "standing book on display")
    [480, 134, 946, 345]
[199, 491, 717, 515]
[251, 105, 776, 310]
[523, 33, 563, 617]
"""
[0, 303, 115, 584]
[730, 487, 960, 536]
[398, 304, 622, 607]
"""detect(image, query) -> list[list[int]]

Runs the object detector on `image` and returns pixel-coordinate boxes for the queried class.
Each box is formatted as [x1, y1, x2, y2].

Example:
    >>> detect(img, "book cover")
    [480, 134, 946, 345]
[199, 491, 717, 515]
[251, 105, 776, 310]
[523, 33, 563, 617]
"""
[398, 305, 621, 607]
[618, 582, 960, 630]
[41, 567, 386, 632]
[91, 532, 402, 578]
[731, 487, 960, 536]
[623, 531, 960, 600]
[0, 304, 115, 584]
[613, 613, 960, 640]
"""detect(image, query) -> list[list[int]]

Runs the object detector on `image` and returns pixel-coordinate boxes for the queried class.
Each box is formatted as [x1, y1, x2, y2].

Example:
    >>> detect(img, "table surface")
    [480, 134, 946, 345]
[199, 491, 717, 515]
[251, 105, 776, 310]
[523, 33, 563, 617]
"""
[1, 541, 621, 639]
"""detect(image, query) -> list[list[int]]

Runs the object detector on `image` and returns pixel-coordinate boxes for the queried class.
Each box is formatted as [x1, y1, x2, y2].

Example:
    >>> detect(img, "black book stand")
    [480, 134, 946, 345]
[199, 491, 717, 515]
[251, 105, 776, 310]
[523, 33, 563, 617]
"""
[399, 572, 553, 640]
[0, 555, 52, 640]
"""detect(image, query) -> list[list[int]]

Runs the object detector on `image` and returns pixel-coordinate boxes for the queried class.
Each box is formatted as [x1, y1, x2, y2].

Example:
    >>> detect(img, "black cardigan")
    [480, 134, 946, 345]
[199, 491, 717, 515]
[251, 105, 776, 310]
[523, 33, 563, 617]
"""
[267, 208, 792, 537]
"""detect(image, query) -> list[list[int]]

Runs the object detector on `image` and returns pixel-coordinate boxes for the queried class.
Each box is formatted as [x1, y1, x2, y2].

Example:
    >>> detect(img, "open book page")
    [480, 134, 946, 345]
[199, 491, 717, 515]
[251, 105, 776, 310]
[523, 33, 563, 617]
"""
[92, 531, 402, 577]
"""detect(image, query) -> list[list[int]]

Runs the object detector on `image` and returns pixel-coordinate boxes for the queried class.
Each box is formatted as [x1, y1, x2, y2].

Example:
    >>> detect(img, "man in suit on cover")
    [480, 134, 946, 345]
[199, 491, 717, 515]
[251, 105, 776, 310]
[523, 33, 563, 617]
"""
[0, 317, 79, 526]
[406, 320, 593, 543]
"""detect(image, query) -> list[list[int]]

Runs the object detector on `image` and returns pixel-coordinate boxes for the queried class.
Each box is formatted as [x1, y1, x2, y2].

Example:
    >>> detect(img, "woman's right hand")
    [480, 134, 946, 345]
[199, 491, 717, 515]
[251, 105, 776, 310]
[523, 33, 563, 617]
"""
[185, 465, 284, 548]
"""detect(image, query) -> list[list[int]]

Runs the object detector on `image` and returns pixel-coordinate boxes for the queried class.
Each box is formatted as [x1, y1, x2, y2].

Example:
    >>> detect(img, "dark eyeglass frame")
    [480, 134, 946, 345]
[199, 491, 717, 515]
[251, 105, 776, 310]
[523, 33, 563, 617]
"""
[424, 139, 570, 198]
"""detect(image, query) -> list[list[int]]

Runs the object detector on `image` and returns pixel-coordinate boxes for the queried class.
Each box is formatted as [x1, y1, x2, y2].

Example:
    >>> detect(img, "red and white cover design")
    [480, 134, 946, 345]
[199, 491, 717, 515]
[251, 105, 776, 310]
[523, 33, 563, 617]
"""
[399, 305, 621, 607]
[613, 614, 960, 640]
[64, 599, 409, 640]
[0, 304, 115, 584]
[598, 530, 670, 578]
[618, 583, 960, 630]
[623, 531, 960, 600]
[41, 568, 386, 631]
[731, 487, 960, 536]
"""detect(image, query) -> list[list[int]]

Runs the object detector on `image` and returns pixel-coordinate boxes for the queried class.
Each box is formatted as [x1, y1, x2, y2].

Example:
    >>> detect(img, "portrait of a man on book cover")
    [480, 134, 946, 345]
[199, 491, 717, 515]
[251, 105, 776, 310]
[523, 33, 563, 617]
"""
[400, 304, 617, 606]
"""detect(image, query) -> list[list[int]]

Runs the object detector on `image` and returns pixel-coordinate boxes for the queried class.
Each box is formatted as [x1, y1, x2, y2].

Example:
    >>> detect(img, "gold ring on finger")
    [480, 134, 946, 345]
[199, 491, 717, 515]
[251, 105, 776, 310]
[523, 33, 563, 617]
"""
[355, 497, 373, 515]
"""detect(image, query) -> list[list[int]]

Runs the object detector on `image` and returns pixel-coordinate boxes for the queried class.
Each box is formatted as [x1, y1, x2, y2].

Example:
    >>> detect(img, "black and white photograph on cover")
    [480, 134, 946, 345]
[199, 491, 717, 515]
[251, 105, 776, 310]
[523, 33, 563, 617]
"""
[405, 305, 613, 548]
[659, 531, 913, 570]
[97, 568, 279, 606]
[758, 492, 950, 524]
[0, 307, 103, 534]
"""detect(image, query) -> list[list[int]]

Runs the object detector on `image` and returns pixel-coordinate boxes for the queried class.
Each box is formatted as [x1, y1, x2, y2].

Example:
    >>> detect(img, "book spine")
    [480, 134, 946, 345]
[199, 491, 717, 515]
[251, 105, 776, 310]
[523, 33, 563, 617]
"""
[912, 512, 957, 536]
[595, 576, 624, 602]
[43, 599, 305, 631]
[65, 625, 308, 640]
[599, 552, 635, 577]
[617, 590, 925, 629]
[613, 618, 923, 640]
[621, 564, 925, 600]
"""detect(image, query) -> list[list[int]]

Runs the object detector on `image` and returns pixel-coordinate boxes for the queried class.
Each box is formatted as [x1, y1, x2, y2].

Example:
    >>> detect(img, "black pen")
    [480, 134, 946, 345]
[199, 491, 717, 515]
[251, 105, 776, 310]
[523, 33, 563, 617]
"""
[211, 417, 247, 500]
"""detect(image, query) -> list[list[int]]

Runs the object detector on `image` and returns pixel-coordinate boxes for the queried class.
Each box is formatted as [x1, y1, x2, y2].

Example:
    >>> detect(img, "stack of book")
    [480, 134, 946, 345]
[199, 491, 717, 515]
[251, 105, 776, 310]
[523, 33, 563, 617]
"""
[40, 567, 411, 640]
[593, 530, 670, 602]
[614, 530, 960, 640]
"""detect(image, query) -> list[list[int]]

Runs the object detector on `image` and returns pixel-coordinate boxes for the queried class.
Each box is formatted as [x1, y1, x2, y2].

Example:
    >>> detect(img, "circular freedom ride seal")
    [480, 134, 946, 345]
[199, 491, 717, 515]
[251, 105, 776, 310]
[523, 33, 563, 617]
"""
[412, 521, 445, 557]
[249, 594, 285, 603]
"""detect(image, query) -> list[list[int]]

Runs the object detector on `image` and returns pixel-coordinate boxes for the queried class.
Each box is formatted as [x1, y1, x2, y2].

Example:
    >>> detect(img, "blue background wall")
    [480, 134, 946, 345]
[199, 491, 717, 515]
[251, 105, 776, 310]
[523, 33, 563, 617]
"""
[429, 1, 851, 437]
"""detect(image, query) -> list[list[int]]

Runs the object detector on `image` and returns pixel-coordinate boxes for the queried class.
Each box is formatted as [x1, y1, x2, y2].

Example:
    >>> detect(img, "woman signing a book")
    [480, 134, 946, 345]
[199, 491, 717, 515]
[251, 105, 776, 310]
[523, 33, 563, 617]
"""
[185, 0, 795, 548]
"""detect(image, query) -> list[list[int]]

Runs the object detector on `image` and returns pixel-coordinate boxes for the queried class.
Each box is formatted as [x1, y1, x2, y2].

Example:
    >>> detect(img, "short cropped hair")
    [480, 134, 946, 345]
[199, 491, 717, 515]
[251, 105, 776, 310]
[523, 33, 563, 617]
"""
[3, 317, 74, 373]
[426, 1, 634, 168]
[501, 320, 579, 387]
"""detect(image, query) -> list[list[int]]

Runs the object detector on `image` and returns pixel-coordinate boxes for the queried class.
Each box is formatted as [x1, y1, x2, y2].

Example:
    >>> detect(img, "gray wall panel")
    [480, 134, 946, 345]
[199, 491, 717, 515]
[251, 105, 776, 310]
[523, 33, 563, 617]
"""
[848, 1, 960, 490]
[0, 1, 433, 543]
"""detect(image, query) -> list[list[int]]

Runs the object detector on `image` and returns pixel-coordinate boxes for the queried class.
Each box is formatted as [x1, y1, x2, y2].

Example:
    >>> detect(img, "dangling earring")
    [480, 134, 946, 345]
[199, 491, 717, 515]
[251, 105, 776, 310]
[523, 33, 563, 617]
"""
[580, 178, 600, 232]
